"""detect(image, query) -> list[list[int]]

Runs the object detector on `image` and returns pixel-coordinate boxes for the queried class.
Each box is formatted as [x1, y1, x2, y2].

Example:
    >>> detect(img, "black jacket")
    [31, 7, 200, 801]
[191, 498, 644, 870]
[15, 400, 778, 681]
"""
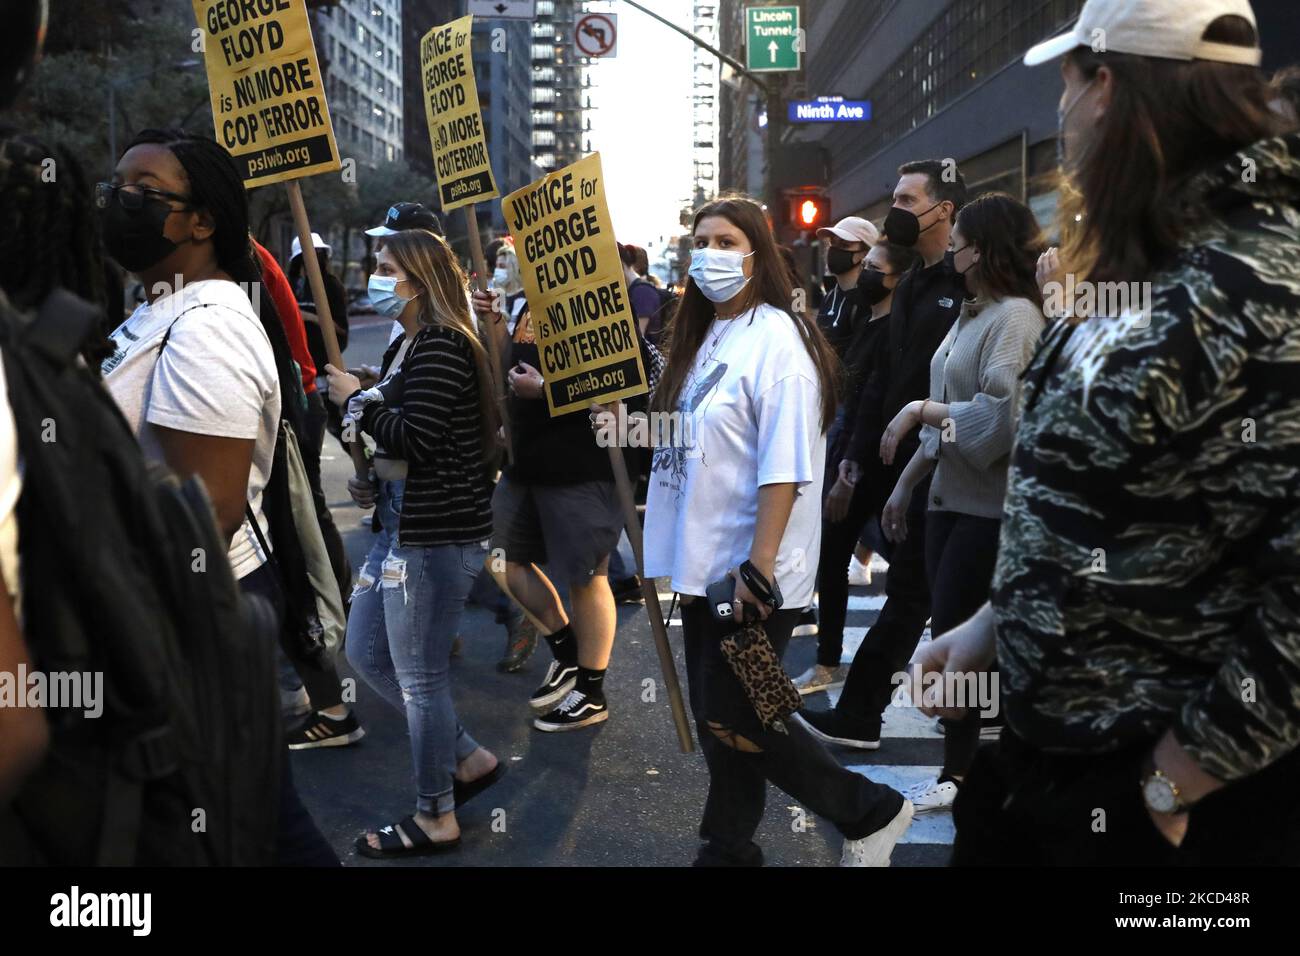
[845, 252, 965, 483]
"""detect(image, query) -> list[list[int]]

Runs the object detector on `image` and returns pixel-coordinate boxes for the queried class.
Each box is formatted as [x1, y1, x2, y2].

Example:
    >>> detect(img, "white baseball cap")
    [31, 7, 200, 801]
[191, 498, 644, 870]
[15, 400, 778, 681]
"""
[816, 216, 879, 247]
[290, 232, 331, 260]
[1024, 0, 1262, 68]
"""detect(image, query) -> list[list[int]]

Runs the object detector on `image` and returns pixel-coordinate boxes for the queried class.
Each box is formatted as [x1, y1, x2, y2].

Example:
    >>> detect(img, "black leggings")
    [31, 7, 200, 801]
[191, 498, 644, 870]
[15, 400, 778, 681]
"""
[924, 510, 1001, 779]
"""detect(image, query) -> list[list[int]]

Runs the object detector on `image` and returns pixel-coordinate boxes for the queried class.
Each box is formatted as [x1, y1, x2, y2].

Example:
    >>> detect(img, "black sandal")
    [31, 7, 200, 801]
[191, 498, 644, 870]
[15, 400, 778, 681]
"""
[355, 815, 460, 859]
[454, 762, 507, 808]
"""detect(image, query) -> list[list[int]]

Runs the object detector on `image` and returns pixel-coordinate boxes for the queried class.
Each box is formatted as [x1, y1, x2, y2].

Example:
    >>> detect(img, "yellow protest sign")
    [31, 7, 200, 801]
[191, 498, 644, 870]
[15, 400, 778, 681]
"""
[192, 0, 340, 189]
[505, 153, 648, 418]
[420, 15, 499, 212]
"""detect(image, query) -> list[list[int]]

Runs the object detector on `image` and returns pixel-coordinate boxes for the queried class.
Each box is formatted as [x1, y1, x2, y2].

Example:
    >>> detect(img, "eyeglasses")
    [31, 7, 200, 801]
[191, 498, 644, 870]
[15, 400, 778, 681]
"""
[95, 182, 193, 212]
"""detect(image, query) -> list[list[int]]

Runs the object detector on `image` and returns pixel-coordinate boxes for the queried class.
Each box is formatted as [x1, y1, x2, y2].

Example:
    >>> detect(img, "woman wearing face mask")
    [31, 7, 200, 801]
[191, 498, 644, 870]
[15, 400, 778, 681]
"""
[97, 128, 340, 865]
[798, 241, 918, 696]
[489, 241, 527, 336]
[325, 228, 503, 858]
[914, 1, 1300, 864]
[643, 197, 914, 867]
[876, 193, 1045, 813]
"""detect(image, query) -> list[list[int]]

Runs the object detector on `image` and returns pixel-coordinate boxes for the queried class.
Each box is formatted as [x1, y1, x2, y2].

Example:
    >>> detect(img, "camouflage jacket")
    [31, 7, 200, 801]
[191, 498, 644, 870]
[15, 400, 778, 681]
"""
[993, 132, 1300, 782]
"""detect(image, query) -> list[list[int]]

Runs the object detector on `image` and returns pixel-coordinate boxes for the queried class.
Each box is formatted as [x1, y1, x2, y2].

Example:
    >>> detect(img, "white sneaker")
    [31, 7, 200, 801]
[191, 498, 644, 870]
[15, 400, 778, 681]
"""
[903, 777, 959, 813]
[791, 664, 845, 695]
[846, 555, 872, 587]
[840, 799, 914, 867]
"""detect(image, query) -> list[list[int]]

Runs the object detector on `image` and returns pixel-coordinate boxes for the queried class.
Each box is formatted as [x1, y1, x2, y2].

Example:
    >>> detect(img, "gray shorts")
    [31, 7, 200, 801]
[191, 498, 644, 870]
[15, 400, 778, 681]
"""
[491, 476, 624, 587]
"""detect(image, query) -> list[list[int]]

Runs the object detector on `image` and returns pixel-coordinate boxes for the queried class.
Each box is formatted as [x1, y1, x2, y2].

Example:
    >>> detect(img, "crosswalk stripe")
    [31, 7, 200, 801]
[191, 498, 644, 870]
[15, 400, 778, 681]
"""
[844, 764, 955, 845]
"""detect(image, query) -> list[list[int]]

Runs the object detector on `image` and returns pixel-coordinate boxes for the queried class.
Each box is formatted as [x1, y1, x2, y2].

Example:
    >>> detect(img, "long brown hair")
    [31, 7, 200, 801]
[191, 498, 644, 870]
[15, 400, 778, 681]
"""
[956, 193, 1045, 306]
[382, 228, 501, 461]
[653, 196, 841, 431]
[1057, 15, 1291, 284]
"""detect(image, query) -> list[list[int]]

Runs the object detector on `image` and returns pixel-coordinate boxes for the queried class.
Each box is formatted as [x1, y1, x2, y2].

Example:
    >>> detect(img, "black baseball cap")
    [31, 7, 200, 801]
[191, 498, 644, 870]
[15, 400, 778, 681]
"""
[365, 202, 443, 238]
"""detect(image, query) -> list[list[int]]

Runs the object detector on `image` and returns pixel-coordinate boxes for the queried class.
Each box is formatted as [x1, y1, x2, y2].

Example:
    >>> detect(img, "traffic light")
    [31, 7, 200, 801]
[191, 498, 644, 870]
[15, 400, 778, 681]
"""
[792, 194, 831, 230]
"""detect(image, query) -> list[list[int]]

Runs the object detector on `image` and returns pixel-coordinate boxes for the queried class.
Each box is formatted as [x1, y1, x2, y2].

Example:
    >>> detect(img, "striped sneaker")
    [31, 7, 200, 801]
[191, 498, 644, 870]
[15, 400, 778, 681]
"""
[533, 690, 608, 732]
[286, 710, 366, 750]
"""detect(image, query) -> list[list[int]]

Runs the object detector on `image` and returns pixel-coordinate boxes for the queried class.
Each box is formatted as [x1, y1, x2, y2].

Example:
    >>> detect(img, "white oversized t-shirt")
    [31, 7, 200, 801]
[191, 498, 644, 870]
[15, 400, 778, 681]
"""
[102, 279, 281, 580]
[644, 303, 826, 607]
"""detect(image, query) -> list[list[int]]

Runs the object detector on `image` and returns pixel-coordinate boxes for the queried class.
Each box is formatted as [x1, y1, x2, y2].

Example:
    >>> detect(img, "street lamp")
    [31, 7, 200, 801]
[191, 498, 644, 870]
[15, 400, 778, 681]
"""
[107, 58, 201, 172]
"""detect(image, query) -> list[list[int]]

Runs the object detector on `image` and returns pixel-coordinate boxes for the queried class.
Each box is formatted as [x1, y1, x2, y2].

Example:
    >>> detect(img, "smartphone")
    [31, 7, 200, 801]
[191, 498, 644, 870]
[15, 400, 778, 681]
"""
[706, 575, 758, 626]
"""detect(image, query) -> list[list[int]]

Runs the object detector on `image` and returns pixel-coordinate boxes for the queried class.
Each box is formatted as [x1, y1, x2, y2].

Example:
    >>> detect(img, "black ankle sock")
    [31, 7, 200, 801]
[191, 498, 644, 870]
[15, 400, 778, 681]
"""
[545, 623, 578, 665]
[576, 666, 606, 699]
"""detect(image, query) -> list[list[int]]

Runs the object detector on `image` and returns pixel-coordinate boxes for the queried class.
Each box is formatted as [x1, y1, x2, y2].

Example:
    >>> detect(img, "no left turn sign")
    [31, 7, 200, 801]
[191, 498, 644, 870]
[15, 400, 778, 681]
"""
[575, 12, 617, 58]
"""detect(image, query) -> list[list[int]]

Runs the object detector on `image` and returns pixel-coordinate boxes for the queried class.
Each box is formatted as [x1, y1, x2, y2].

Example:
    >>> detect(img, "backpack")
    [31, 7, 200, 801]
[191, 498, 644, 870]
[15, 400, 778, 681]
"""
[631, 278, 678, 348]
[0, 289, 282, 866]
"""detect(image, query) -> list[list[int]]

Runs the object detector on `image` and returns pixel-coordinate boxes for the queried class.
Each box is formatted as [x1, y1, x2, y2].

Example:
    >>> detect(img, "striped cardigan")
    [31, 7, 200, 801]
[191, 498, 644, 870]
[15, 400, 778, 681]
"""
[359, 323, 492, 546]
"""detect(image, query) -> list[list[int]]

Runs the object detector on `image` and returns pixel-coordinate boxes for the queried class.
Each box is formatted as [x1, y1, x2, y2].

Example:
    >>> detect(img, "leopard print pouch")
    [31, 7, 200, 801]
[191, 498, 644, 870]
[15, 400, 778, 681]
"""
[719, 622, 801, 732]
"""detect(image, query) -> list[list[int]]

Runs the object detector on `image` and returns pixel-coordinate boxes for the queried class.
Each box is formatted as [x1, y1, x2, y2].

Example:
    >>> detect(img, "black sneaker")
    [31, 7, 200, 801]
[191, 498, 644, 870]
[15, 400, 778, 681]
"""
[498, 616, 538, 673]
[286, 710, 366, 750]
[532, 689, 609, 732]
[610, 575, 645, 605]
[792, 607, 819, 638]
[793, 708, 880, 750]
[529, 660, 579, 712]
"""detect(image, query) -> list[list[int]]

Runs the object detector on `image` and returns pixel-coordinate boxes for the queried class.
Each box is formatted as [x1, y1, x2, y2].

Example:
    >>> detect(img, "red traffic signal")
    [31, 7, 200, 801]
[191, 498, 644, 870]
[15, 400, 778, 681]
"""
[792, 194, 830, 230]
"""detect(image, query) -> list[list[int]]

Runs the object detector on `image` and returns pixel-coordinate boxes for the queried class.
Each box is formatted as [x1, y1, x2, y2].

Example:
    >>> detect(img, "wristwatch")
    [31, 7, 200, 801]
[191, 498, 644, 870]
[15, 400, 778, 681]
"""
[1140, 767, 1188, 815]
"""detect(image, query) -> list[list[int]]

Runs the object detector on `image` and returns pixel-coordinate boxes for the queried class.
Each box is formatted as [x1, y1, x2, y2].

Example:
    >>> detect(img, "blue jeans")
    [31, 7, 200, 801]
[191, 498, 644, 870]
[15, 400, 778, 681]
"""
[345, 480, 487, 816]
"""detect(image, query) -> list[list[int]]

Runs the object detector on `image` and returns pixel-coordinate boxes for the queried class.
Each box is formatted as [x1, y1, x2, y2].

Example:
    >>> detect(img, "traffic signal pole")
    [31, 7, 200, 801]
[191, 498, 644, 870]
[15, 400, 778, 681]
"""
[620, 0, 786, 217]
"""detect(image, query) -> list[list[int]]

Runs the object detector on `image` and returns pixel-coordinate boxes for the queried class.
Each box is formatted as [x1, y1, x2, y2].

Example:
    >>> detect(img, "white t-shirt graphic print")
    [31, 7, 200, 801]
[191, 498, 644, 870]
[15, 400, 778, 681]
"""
[102, 279, 281, 580]
[644, 303, 826, 608]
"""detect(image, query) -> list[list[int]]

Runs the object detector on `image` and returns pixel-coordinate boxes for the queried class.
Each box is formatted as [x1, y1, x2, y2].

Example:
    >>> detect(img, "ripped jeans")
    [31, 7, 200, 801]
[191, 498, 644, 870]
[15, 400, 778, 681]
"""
[344, 480, 488, 816]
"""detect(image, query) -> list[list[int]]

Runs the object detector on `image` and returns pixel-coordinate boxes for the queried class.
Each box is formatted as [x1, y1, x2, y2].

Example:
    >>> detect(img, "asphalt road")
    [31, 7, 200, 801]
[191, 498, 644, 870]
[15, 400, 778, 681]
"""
[291, 318, 951, 867]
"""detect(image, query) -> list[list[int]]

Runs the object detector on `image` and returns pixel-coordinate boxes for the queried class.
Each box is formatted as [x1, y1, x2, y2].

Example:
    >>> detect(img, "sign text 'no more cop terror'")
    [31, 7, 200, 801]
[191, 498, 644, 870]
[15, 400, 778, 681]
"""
[505, 154, 648, 418]
[421, 16, 499, 212]
[192, 0, 340, 189]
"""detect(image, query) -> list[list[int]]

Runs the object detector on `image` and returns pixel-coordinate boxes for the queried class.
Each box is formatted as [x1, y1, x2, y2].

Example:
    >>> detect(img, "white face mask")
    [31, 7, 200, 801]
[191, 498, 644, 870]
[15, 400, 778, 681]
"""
[689, 247, 754, 304]
[491, 268, 509, 289]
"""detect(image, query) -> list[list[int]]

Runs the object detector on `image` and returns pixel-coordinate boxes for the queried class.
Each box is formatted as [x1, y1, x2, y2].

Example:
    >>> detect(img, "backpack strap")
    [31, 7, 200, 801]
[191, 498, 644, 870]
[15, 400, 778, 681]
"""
[156, 304, 212, 354]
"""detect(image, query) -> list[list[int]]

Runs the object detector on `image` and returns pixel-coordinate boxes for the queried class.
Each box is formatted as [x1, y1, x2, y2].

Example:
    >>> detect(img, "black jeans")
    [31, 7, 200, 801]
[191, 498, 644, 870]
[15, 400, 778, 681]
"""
[240, 562, 341, 866]
[816, 473, 881, 668]
[837, 474, 934, 725]
[302, 390, 351, 606]
[953, 726, 1300, 865]
[925, 510, 1001, 778]
[681, 599, 903, 864]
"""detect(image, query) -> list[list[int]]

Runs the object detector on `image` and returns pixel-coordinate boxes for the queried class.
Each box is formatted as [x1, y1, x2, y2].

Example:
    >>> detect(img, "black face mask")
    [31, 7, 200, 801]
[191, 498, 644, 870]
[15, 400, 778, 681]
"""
[858, 268, 893, 306]
[826, 246, 864, 277]
[99, 194, 183, 274]
[883, 201, 942, 248]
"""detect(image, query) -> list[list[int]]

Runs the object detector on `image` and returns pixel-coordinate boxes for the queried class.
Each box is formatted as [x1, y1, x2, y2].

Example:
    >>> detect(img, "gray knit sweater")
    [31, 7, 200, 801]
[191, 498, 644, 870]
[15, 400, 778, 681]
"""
[918, 295, 1044, 519]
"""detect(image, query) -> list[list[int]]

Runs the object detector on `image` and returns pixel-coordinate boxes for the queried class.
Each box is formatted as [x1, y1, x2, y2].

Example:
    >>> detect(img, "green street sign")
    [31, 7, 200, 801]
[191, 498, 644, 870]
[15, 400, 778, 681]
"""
[746, 5, 801, 73]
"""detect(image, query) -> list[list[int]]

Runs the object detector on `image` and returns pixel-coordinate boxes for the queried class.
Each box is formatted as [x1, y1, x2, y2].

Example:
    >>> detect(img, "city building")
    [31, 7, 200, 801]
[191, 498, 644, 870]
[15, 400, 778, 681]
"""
[316, 0, 407, 165]
[531, 0, 595, 173]
[801, 0, 1300, 236]
[473, 16, 536, 234]
[691, 1, 721, 206]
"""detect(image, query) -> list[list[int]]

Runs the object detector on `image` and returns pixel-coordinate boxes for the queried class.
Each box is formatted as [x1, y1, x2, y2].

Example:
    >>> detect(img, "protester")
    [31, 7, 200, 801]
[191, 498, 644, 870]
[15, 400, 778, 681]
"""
[799, 160, 968, 750]
[97, 128, 339, 865]
[470, 275, 656, 733]
[289, 233, 350, 385]
[873, 193, 1045, 811]
[642, 196, 913, 867]
[914, 0, 1300, 864]
[0, 313, 41, 803]
[253, 237, 362, 741]
[815, 216, 879, 358]
[796, 239, 917, 695]
[326, 227, 504, 858]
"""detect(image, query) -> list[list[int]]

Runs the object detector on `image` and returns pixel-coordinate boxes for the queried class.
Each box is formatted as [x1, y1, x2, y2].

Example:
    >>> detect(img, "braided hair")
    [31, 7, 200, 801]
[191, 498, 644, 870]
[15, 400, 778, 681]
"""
[0, 126, 112, 359]
[123, 128, 303, 435]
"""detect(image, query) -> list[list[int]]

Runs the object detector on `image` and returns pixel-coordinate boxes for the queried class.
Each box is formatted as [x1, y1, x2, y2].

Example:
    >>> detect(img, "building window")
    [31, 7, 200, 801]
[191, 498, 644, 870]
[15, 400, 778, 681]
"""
[833, 0, 1084, 161]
